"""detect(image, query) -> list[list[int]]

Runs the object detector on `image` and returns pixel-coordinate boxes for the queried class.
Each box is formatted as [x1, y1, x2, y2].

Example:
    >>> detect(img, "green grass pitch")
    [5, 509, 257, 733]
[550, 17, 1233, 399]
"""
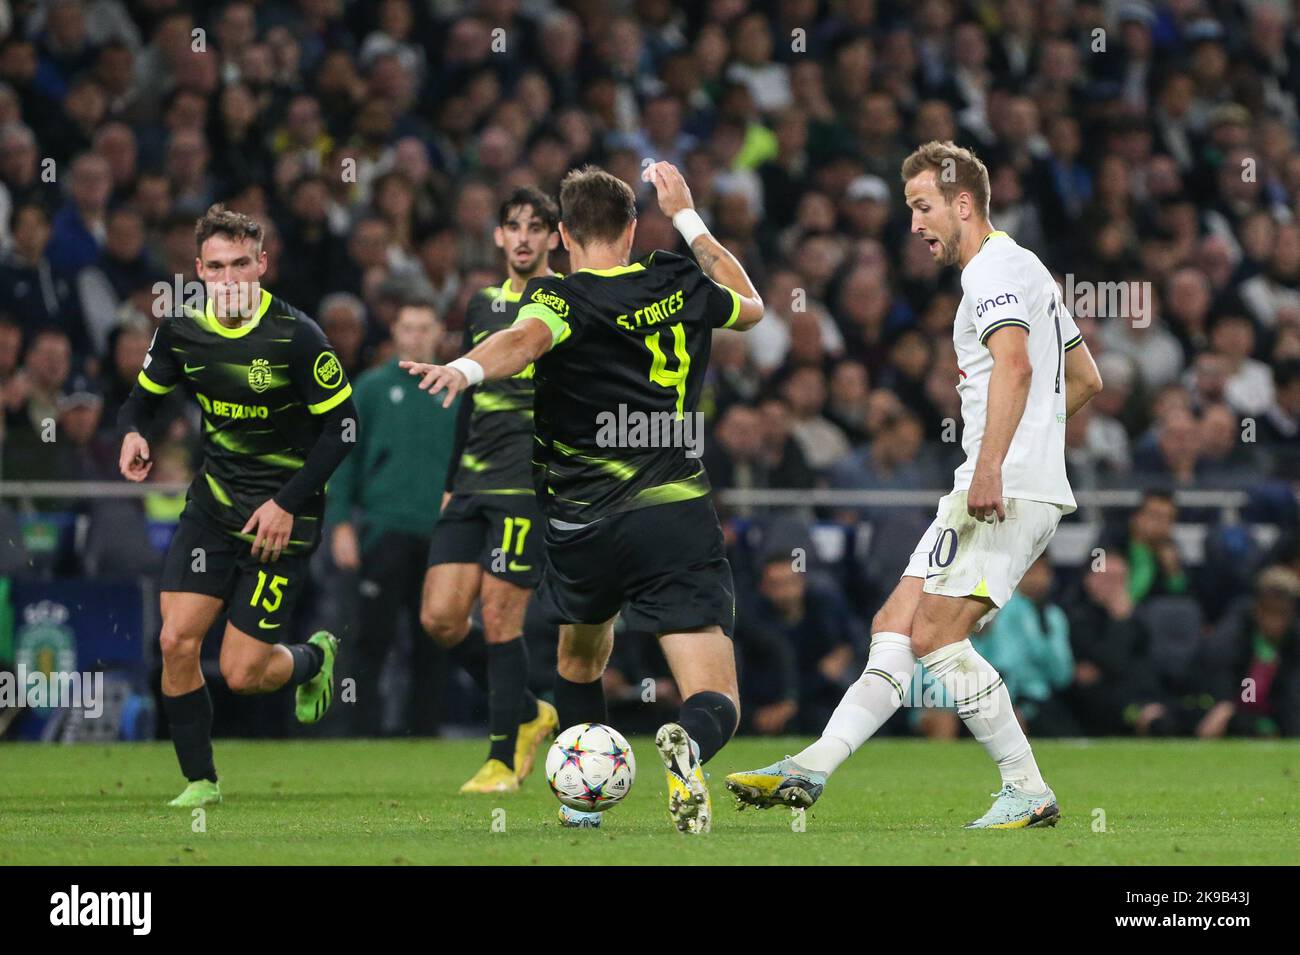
[1, 738, 1296, 865]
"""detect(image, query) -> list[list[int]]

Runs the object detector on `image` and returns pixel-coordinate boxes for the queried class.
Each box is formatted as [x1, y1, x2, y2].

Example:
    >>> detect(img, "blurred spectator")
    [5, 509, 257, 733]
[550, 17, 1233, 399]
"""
[2, 327, 71, 482]
[1106, 490, 1190, 605]
[704, 400, 815, 498]
[1208, 313, 1275, 417]
[317, 291, 368, 381]
[780, 365, 849, 472]
[1195, 566, 1300, 737]
[1065, 553, 1173, 736]
[75, 205, 161, 355]
[47, 151, 112, 275]
[0, 203, 87, 353]
[736, 555, 857, 735]
[1258, 359, 1300, 479]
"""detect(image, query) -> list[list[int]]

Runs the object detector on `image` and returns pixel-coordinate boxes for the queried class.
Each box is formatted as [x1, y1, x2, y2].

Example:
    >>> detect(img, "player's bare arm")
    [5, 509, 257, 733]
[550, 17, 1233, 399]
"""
[401, 317, 553, 408]
[1064, 339, 1103, 418]
[643, 160, 765, 330]
[968, 326, 1033, 522]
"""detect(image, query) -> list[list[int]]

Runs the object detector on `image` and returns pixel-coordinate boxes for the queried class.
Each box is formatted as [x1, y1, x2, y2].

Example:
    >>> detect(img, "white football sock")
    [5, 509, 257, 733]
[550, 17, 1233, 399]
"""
[919, 639, 1047, 794]
[794, 632, 915, 775]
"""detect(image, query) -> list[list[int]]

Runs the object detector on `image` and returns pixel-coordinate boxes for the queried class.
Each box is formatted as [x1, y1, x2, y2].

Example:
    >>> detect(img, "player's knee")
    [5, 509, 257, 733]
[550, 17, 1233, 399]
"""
[908, 617, 943, 658]
[420, 602, 465, 647]
[221, 661, 264, 694]
[871, 607, 904, 637]
[159, 627, 201, 663]
[556, 644, 605, 683]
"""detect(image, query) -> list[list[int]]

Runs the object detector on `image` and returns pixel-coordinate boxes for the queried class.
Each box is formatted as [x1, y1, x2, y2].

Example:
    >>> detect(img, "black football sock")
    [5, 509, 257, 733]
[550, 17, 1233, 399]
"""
[486, 637, 530, 766]
[450, 623, 541, 723]
[162, 684, 217, 783]
[287, 641, 324, 686]
[677, 691, 738, 764]
[554, 672, 607, 728]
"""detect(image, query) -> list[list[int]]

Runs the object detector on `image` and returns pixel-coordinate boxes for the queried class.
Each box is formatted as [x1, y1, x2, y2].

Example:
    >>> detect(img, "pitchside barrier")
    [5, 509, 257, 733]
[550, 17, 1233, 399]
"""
[0, 481, 1290, 741]
[0, 480, 1285, 572]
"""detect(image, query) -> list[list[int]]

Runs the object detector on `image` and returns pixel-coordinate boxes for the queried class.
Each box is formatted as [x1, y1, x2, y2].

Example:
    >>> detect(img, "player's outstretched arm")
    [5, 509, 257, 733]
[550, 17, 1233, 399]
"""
[400, 317, 553, 408]
[1064, 338, 1103, 418]
[643, 160, 765, 330]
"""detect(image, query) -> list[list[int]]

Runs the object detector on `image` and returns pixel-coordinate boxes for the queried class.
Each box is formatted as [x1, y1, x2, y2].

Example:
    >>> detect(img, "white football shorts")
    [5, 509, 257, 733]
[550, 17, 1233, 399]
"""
[902, 489, 1064, 631]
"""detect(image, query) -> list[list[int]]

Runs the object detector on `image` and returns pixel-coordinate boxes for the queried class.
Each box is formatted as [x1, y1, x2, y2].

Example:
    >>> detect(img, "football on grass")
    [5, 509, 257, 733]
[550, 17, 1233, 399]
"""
[545, 723, 636, 812]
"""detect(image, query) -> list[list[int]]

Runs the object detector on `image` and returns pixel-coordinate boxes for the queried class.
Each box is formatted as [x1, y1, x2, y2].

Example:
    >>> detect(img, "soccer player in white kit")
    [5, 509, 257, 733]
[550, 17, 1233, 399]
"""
[727, 141, 1105, 828]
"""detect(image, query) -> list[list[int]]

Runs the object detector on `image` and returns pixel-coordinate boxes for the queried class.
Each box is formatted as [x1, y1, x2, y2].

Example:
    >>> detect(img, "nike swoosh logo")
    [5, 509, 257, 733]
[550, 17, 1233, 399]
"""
[184, 364, 205, 373]
[489, 734, 508, 741]
[473, 331, 491, 343]
[507, 562, 532, 572]
[258, 619, 280, 630]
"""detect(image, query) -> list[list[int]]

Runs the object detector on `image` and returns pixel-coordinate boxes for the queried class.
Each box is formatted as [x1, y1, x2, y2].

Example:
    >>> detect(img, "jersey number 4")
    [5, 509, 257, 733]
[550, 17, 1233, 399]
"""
[644, 324, 691, 417]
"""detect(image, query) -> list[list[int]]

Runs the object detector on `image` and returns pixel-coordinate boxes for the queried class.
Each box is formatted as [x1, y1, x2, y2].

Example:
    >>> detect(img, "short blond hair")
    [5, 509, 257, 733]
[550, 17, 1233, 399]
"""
[900, 141, 990, 218]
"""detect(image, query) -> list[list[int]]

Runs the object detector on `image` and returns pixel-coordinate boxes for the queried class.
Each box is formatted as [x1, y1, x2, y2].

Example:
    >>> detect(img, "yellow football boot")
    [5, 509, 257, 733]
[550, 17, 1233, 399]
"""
[459, 758, 520, 794]
[655, 722, 711, 834]
[515, 699, 559, 782]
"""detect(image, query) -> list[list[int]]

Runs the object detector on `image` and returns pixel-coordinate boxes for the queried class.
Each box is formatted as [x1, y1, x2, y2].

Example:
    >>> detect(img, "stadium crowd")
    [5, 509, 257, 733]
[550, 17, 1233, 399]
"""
[1, 0, 1298, 739]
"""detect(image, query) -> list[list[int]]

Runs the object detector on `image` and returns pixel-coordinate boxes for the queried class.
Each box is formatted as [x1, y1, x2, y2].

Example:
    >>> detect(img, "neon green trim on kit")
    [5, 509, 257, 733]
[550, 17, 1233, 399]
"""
[472, 391, 532, 414]
[308, 381, 352, 415]
[137, 370, 174, 395]
[577, 263, 645, 277]
[721, 287, 742, 328]
[630, 470, 710, 508]
[551, 439, 637, 481]
[257, 451, 306, 469]
[205, 473, 234, 506]
[515, 305, 571, 345]
[189, 288, 273, 338]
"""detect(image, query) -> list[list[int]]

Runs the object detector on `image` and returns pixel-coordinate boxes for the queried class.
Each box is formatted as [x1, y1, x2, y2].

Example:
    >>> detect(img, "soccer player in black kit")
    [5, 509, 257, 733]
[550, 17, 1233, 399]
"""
[403, 163, 764, 833]
[421, 187, 561, 794]
[118, 206, 356, 808]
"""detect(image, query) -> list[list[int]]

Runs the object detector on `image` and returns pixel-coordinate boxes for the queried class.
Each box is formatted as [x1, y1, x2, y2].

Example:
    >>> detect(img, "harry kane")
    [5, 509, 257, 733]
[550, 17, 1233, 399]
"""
[728, 141, 1104, 829]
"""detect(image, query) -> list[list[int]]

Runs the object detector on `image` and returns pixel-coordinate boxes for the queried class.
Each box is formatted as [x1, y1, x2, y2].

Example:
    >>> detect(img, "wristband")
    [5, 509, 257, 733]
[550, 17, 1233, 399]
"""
[447, 357, 484, 386]
[672, 208, 709, 246]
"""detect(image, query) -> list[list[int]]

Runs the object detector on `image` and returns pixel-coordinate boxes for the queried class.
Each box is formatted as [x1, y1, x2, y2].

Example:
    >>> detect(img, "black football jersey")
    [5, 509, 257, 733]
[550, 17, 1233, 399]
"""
[515, 250, 741, 523]
[451, 283, 535, 495]
[136, 289, 352, 551]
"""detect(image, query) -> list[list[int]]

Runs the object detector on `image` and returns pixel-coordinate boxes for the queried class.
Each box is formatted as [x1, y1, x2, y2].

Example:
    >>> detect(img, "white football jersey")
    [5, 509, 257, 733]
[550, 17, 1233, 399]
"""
[950, 231, 1083, 513]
